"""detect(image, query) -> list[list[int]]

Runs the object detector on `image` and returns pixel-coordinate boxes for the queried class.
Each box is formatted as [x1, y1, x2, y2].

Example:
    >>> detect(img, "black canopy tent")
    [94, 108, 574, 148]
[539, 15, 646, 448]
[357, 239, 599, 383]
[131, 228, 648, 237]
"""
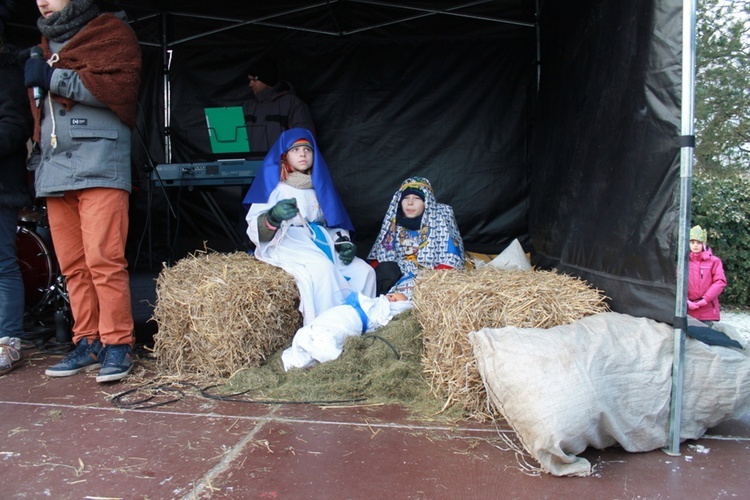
[11, 1, 698, 448]
[9, 0, 687, 322]
[124, 0, 539, 271]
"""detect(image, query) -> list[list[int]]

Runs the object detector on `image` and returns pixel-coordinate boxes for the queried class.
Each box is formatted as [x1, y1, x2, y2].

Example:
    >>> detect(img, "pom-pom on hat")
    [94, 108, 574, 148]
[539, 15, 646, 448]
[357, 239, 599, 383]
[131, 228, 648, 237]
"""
[690, 225, 707, 244]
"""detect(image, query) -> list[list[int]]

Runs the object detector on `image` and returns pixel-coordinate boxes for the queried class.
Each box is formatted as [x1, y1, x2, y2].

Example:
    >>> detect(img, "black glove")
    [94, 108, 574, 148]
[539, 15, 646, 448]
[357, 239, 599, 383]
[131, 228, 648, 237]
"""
[335, 232, 357, 265]
[267, 198, 298, 227]
[25, 56, 54, 91]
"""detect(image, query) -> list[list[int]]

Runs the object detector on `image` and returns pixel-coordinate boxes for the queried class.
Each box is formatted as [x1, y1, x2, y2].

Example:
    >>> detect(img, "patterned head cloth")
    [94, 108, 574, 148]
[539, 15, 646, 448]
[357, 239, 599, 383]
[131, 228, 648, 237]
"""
[367, 176, 465, 274]
[399, 178, 432, 202]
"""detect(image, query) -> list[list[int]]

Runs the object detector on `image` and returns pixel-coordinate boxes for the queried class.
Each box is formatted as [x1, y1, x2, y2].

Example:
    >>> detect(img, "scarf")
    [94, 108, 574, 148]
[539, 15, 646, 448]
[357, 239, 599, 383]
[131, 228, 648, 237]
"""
[37, 0, 99, 42]
[29, 12, 141, 141]
[396, 209, 423, 230]
[284, 171, 313, 190]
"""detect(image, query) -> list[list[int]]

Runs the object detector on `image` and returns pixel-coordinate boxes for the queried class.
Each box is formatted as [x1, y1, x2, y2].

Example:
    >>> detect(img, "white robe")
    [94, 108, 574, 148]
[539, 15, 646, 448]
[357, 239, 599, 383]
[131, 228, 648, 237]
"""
[281, 293, 413, 371]
[246, 183, 376, 325]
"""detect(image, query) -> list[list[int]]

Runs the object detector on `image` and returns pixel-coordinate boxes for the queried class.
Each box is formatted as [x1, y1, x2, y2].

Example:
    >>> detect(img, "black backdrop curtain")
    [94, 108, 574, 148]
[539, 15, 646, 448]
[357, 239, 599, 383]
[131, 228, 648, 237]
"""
[529, 0, 681, 323]
[10, 0, 684, 324]
[134, 31, 536, 263]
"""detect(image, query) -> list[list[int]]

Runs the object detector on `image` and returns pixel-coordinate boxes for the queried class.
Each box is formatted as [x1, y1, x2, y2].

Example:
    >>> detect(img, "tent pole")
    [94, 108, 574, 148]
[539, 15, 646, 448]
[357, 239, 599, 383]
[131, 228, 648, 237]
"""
[162, 12, 172, 164]
[665, 0, 697, 456]
[535, 0, 540, 92]
[160, 11, 174, 267]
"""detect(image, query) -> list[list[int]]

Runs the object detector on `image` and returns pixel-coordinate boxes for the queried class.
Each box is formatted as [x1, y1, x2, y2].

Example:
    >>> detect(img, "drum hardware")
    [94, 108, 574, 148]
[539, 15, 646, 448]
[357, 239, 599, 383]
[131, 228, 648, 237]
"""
[17, 207, 44, 225]
[16, 203, 73, 349]
[34, 275, 72, 344]
[21, 275, 73, 351]
[16, 226, 56, 313]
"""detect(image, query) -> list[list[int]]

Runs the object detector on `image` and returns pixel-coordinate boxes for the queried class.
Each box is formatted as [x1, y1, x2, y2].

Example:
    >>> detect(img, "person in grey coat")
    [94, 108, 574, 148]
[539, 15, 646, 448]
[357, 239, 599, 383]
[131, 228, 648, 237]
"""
[24, 0, 141, 383]
[0, 0, 33, 341]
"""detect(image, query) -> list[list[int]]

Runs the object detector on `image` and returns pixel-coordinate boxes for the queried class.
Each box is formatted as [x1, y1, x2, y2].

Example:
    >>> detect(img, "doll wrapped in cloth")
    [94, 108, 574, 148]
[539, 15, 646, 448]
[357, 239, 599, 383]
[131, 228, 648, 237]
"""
[281, 292, 412, 371]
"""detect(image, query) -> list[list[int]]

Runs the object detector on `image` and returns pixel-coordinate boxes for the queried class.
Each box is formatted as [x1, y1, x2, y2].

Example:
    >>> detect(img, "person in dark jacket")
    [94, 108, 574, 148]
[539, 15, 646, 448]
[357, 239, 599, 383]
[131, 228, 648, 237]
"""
[25, 0, 141, 383]
[243, 56, 315, 153]
[0, 0, 33, 340]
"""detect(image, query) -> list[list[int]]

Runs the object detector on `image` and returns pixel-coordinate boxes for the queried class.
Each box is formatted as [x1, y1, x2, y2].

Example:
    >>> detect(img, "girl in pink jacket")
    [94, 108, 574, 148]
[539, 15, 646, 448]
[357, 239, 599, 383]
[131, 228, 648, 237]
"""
[688, 225, 727, 325]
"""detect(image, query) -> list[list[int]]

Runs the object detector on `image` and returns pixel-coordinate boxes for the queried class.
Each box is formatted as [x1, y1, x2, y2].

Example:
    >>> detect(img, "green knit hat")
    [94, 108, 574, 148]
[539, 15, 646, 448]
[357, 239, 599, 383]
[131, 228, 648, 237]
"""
[689, 225, 707, 244]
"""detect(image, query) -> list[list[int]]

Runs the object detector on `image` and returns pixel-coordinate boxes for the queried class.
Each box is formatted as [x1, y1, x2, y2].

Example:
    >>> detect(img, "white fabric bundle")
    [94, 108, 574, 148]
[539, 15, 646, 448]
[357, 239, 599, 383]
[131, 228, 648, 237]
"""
[282, 293, 412, 371]
[470, 312, 750, 476]
[488, 238, 531, 270]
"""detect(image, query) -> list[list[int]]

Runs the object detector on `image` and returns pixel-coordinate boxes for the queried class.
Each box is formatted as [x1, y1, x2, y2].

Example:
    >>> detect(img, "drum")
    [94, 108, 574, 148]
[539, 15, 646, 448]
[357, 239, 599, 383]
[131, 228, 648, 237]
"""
[17, 206, 44, 227]
[16, 226, 57, 312]
[17, 202, 51, 240]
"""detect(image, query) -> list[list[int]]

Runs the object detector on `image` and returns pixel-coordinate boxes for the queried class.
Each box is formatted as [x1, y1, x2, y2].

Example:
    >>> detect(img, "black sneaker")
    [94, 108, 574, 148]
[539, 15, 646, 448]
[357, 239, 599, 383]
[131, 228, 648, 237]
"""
[96, 344, 133, 383]
[45, 337, 103, 377]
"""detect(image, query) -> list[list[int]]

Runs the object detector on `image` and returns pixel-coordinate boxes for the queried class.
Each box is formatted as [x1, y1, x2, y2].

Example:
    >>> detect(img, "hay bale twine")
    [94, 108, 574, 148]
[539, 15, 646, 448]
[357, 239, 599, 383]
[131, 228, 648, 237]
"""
[413, 267, 609, 420]
[152, 251, 300, 380]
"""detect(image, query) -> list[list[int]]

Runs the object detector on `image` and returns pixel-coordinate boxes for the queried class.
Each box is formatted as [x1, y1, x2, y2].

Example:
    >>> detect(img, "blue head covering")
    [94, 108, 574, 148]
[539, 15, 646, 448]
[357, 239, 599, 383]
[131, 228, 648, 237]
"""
[242, 128, 354, 232]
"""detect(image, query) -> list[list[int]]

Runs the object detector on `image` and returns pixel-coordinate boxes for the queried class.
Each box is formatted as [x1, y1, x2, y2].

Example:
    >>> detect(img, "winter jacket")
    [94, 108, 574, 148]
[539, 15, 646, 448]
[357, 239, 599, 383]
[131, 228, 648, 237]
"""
[688, 247, 727, 322]
[242, 81, 315, 153]
[0, 45, 33, 208]
[32, 14, 141, 198]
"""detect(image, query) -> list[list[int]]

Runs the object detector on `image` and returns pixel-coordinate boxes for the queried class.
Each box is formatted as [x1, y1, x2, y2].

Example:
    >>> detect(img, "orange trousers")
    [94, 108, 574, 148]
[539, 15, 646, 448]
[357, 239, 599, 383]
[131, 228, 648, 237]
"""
[46, 188, 134, 346]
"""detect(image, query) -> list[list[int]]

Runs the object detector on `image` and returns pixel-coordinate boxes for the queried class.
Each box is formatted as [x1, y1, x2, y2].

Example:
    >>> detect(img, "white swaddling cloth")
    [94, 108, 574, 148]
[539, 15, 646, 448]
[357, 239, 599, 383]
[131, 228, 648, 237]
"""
[281, 293, 412, 371]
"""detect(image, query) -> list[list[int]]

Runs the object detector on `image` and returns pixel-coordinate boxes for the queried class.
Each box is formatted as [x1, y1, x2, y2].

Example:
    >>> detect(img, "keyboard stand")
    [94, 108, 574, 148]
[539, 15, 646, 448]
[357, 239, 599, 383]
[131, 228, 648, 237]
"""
[199, 189, 245, 249]
[149, 161, 259, 264]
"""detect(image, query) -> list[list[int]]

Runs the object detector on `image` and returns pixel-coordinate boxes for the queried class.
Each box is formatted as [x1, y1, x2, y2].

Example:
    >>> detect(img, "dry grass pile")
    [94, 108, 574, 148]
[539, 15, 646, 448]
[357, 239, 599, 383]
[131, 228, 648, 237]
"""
[223, 310, 452, 417]
[151, 251, 301, 380]
[414, 267, 610, 420]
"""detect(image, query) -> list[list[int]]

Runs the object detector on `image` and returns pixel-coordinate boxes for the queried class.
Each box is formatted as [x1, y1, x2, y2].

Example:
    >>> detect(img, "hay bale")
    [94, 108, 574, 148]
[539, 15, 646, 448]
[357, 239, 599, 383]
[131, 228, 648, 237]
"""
[152, 251, 301, 380]
[413, 267, 609, 420]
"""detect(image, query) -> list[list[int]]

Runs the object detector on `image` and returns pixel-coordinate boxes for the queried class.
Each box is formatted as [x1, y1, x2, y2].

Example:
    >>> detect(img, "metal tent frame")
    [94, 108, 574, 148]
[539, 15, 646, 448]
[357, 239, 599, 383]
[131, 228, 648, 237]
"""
[10, 0, 699, 454]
